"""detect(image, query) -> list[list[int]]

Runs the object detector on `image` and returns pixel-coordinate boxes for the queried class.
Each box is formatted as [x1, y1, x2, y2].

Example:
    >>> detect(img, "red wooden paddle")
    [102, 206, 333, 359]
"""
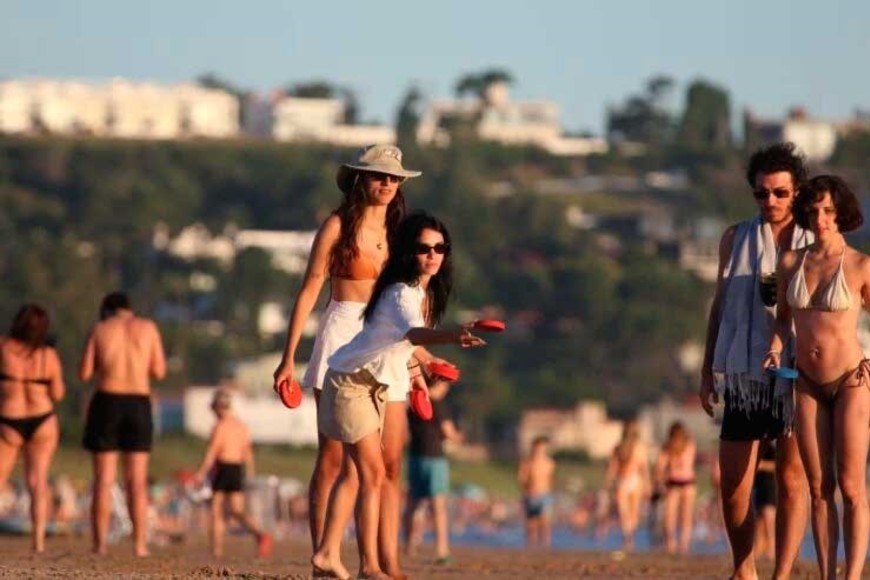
[410, 389, 433, 421]
[428, 361, 461, 382]
[277, 379, 303, 409]
[473, 319, 506, 333]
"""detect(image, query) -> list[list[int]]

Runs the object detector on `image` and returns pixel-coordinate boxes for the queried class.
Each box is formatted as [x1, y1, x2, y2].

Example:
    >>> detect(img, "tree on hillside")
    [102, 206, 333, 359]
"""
[395, 85, 424, 152]
[606, 75, 676, 144]
[677, 79, 731, 149]
[196, 73, 245, 99]
[454, 68, 514, 100]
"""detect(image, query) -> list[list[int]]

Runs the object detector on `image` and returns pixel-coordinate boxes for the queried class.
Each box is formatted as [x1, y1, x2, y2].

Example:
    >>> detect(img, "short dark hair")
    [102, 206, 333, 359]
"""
[9, 304, 50, 349]
[99, 291, 131, 320]
[532, 435, 550, 447]
[745, 142, 807, 189]
[793, 174, 863, 233]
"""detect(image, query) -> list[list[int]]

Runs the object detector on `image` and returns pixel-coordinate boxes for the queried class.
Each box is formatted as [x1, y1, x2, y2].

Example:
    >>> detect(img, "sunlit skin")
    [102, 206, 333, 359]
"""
[766, 191, 870, 580]
[700, 168, 808, 580]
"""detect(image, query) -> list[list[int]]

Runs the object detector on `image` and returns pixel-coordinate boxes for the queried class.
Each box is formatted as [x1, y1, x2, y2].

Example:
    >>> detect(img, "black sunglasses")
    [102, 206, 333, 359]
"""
[415, 242, 450, 255]
[752, 187, 792, 200]
[366, 171, 402, 184]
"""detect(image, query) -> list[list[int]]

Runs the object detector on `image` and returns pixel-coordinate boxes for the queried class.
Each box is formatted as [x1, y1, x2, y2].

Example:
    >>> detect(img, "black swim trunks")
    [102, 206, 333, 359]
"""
[83, 391, 153, 452]
[211, 462, 245, 493]
[719, 383, 788, 442]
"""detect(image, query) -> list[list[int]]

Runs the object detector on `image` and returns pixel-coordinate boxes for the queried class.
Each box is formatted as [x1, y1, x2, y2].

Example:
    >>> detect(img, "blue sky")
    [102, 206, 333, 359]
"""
[2, 0, 868, 133]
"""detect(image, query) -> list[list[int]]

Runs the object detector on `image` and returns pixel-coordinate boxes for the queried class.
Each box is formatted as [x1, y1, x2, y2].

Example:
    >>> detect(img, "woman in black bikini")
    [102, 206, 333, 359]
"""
[765, 175, 870, 580]
[0, 304, 65, 553]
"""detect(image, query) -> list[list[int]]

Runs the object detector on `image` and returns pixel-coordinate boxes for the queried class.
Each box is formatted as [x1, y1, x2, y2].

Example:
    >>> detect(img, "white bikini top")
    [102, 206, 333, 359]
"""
[786, 248, 852, 312]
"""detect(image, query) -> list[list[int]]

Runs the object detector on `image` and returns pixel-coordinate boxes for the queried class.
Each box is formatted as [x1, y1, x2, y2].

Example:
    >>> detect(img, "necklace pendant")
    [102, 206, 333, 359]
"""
[377, 242, 383, 250]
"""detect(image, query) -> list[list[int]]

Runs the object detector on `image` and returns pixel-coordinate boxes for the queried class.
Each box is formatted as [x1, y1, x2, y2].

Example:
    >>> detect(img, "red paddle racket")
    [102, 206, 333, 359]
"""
[410, 389, 433, 421]
[428, 361, 461, 382]
[277, 379, 303, 409]
[473, 319, 506, 332]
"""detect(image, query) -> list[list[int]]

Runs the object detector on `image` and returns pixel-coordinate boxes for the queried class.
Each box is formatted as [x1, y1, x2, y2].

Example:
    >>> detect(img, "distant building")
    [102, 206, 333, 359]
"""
[417, 81, 607, 156]
[243, 93, 395, 146]
[0, 79, 238, 139]
[517, 401, 625, 459]
[744, 107, 837, 162]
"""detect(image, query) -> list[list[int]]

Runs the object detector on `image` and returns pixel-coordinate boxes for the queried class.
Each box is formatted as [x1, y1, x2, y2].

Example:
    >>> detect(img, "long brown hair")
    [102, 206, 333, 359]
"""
[330, 172, 406, 274]
[9, 304, 50, 350]
[663, 421, 691, 457]
[614, 420, 640, 464]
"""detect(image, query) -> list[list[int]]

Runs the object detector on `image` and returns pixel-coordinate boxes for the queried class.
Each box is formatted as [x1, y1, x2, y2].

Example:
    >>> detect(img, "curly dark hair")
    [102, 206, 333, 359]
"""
[364, 211, 453, 327]
[745, 142, 807, 189]
[793, 174, 863, 233]
[9, 304, 50, 350]
[330, 172, 406, 275]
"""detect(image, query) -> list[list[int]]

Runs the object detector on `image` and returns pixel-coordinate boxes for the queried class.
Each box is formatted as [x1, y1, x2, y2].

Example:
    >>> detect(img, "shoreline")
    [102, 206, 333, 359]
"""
[0, 534, 819, 579]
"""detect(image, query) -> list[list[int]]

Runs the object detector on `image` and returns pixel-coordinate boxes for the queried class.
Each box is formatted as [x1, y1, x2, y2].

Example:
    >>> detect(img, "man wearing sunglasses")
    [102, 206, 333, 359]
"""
[700, 143, 811, 579]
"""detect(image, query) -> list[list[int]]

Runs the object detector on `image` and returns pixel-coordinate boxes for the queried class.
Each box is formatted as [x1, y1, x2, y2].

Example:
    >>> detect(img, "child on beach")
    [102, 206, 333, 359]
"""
[194, 389, 272, 559]
[518, 435, 555, 548]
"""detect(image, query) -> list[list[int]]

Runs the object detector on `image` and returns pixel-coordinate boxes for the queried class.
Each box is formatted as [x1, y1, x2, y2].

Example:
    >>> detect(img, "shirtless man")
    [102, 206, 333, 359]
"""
[518, 435, 556, 548]
[194, 389, 272, 559]
[79, 292, 166, 557]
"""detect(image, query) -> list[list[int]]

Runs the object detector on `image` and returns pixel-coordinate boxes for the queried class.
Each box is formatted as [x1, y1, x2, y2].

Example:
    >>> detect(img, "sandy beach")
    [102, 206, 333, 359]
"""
[0, 534, 821, 579]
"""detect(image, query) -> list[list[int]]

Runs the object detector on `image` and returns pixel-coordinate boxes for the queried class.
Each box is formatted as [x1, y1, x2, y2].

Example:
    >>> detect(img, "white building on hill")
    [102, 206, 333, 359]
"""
[244, 93, 395, 147]
[0, 79, 239, 139]
[417, 81, 607, 156]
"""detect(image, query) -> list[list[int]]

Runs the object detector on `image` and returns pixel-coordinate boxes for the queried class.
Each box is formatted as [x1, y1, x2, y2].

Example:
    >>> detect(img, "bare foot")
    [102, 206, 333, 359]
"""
[311, 552, 351, 580]
[92, 545, 108, 556]
[134, 546, 150, 558]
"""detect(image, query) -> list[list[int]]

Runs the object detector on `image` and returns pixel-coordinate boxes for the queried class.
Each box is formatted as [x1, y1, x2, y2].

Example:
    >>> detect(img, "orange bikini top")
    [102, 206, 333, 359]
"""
[330, 252, 379, 281]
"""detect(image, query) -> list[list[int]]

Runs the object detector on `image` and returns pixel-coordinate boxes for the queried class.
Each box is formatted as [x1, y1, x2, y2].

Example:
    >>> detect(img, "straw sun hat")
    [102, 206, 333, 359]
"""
[336, 144, 422, 194]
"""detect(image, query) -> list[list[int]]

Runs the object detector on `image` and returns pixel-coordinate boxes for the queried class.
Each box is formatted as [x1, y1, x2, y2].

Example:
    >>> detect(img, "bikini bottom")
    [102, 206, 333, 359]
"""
[0, 411, 54, 442]
[796, 359, 870, 407]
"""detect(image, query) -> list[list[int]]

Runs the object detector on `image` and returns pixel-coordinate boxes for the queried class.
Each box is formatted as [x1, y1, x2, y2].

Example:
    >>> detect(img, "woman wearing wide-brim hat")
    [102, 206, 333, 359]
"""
[273, 144, 423, 575]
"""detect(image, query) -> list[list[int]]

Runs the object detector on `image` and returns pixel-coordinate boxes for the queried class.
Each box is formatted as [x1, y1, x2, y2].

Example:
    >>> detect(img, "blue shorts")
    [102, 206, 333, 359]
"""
[524, 493, 553, 518]
[407, 455, 450, 499]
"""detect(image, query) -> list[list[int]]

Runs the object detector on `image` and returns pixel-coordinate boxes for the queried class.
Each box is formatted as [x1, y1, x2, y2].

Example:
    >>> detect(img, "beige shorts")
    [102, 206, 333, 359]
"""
[318, 368, 387, 444]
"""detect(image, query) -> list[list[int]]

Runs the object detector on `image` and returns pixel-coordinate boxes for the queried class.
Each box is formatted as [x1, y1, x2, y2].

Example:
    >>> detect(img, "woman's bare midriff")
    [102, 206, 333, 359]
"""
[793, 308, 864, 382]
[331, 277, 378, 304]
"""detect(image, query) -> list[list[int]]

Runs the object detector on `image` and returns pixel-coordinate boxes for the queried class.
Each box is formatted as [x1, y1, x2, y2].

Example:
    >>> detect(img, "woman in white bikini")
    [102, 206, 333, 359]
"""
[765, 175, 870, 580]
[605, 419, 650, 551]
